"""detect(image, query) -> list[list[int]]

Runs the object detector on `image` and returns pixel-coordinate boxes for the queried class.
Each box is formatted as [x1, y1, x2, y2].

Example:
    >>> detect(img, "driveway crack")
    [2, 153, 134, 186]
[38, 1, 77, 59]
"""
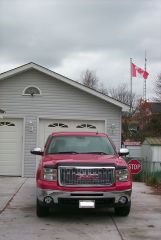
[111, 216, 125, 240]
[0, 178, 27, 215]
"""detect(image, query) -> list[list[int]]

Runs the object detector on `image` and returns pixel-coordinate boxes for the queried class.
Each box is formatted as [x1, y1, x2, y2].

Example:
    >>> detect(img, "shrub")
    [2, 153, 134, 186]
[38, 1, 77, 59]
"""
[145, 172, 161, 186]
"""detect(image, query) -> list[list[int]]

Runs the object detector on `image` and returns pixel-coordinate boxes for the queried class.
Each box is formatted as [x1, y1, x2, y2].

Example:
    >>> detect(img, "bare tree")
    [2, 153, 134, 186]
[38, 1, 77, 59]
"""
[81, 71, 136, 108]
[81, 70, 108, 94]
[108, 83, 136, 107]
[154, 73, 161, 102]
[81, 69, 98, 89]
[98, 82, 109, 95]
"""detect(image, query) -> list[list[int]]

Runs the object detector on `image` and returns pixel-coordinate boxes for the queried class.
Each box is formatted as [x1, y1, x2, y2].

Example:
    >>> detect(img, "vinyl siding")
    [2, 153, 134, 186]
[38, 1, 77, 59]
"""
[24, 116, 37, 177]
[141, 143, 153, 162]
[0, 69, 122, 177]
[152, 146, 161, 162]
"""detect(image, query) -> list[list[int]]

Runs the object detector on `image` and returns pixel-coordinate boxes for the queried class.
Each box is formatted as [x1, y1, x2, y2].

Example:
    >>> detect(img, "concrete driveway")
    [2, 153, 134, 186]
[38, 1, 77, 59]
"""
[0, 177, 161, 240]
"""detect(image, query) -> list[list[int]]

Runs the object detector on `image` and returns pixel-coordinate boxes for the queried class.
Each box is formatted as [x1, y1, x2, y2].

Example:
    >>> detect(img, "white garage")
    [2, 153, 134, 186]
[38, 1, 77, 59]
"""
[0, 118, 23, 176]
[0, 63, 129, 177]
[39, 119, 106, 148]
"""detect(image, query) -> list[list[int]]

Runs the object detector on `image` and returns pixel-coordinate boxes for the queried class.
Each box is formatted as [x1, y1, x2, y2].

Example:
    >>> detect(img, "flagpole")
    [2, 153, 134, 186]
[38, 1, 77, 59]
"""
[144, 50, 147, 100]
[130, 58, 133, 113]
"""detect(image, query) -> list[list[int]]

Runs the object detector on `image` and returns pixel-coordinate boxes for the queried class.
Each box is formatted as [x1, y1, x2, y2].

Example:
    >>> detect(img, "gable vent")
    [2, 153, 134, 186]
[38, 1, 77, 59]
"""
[23, 86, 41, 96]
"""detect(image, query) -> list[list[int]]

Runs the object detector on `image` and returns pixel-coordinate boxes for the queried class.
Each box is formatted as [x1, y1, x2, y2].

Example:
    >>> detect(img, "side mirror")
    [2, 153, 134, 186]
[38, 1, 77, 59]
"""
[118, 148, 129, 156]
[30, 147, 44, 156]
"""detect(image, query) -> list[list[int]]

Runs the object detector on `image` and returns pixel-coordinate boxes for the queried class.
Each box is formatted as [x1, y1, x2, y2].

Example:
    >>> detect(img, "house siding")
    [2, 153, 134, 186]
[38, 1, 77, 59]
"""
[142, 141, 152, 162]
[152, 146, 161, 162]
[0, 69, 122, 177]
[127, 146, 142, 159]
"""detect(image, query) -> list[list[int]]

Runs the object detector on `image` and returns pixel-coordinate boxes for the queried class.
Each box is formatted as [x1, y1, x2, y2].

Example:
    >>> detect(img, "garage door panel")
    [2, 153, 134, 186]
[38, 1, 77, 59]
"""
[0, 136, 17, 142]
[0, 130, 16, 134]
[0, 131, 17, 137]
[0, 166, 20, 176]
[0, 119, 22, 176]
[0, 126, 16, 131]
[0, 142, 17, 149]
[0, 160, 19, 165]
[0, 151, 17, 158]
[0, 138, 18, 143]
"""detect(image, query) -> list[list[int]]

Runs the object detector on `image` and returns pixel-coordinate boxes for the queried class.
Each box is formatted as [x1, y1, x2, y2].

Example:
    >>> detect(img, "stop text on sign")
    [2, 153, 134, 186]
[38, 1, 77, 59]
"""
[128, 159, 142, 174]
[128, 164, 140, 170]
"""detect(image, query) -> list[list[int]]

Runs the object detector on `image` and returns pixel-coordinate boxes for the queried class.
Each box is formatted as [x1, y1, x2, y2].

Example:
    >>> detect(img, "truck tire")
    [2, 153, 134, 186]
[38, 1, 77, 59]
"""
[36, 199, 49, 217]
[114, 201, 131, 217]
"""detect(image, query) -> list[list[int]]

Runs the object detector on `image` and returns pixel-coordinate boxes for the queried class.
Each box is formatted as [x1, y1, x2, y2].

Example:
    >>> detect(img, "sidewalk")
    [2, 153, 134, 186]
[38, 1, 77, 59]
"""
[0, 177, 26, 213]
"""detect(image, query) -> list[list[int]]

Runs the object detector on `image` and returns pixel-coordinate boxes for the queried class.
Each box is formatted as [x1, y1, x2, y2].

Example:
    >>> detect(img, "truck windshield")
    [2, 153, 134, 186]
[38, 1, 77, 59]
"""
[46, 136, 116, 155]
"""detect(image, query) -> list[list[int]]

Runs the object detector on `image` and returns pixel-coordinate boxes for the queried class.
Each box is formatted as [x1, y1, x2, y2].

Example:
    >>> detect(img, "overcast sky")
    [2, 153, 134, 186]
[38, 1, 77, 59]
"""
[0, 0, 161, 100]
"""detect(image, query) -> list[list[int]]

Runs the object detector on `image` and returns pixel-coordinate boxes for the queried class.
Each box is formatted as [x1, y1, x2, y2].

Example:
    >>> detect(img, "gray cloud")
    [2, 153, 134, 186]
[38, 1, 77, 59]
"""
[0, 0, 161, 99]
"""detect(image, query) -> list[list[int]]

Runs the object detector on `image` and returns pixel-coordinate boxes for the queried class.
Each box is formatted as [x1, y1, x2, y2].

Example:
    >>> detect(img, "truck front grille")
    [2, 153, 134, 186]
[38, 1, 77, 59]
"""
[58, 166, 115, 187]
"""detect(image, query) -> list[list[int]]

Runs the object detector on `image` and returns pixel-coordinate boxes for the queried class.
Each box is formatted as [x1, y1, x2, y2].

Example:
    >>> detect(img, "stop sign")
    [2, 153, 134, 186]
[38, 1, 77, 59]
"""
[128, 159, 141, 174]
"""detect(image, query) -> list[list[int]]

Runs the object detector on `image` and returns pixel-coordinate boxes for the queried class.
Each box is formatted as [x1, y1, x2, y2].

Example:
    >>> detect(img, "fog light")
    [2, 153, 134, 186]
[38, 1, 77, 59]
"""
[118, 196, 127, 204]
[44, 196, 53, 205]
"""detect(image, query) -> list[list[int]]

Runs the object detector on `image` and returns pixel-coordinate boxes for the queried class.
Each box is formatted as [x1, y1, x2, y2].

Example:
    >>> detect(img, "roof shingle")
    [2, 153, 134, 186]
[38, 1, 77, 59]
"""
[145, 137, 161, 145]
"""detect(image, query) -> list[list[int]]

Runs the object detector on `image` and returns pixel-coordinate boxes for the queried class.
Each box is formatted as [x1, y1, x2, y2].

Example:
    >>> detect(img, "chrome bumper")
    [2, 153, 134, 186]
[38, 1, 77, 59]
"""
[37, 188, 132, 204]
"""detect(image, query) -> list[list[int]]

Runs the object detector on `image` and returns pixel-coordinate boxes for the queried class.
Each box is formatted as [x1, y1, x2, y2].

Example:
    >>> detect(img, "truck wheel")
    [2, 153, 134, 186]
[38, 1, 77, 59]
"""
[36, 199, 49, 217]
[115, 201, 131, 217]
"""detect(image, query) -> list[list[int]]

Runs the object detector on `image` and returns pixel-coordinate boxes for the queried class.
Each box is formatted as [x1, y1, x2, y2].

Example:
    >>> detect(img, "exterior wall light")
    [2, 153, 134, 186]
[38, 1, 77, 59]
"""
[28, 120, 34, 132]
[111, 123, 116, 134]
[0, 109, 6, 119]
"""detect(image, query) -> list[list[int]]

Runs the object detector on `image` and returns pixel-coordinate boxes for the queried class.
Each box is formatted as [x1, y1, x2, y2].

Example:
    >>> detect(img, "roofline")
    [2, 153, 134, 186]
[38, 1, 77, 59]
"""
[0, 62, 129, 111]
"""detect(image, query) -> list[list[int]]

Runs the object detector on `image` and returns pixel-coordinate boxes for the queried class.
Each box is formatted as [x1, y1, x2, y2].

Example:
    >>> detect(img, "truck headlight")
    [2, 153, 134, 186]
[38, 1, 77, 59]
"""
[43, 168, 57, 181]
[116, 168, 129, 182]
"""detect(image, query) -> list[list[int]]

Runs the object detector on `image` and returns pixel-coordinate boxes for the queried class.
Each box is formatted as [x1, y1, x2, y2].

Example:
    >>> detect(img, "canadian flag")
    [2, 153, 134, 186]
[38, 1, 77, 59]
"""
[132, 63, 149, 80]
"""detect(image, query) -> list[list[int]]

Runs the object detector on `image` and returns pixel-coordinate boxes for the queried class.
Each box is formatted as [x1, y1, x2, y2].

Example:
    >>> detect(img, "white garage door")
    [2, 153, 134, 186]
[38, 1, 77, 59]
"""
[39, 119, 105, 148]
[0, 119, 23, 176]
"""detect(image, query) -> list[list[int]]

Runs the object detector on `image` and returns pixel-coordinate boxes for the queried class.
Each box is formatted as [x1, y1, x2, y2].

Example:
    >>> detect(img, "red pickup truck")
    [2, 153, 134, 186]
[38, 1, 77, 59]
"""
[31, 132, 132, 217]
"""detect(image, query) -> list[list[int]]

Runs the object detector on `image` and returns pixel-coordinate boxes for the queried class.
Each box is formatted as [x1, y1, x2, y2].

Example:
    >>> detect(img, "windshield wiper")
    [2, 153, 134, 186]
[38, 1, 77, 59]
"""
[84, 152, 108, 155]
[49, 151, 109, 155]
[51, 151, 79, 154]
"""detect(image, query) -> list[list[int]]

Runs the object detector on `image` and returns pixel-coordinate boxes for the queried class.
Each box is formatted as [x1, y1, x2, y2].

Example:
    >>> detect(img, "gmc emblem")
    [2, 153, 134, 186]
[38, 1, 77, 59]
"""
[75, 173, 99, 180]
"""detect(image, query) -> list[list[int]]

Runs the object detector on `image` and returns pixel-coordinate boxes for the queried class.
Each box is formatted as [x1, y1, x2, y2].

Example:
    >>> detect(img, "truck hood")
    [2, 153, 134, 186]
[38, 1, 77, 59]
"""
[42, 154, 127, 167]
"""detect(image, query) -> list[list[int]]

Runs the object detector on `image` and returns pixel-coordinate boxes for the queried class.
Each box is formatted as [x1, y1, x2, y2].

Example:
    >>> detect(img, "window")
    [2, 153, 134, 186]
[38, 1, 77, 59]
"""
[48, 123, 68, 128]
[23, 86, 41, 96]
[76, 123, 96, 129]
[0, 121, 15, 126]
